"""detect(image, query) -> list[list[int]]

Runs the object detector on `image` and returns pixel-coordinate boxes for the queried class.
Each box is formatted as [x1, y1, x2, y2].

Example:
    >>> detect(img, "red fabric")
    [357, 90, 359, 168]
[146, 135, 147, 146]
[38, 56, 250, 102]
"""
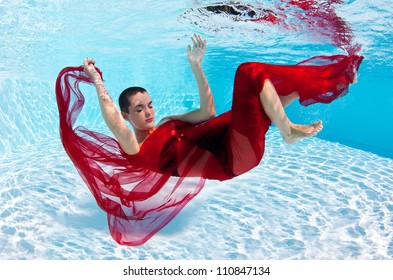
[201, 1, 360, 55]
[56, 54, 362, 245]
[283, 0, 359, 54]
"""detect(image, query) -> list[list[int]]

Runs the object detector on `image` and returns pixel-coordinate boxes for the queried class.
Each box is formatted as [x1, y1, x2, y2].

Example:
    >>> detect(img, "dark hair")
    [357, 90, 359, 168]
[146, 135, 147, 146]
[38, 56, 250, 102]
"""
[118, 86, 147, 113]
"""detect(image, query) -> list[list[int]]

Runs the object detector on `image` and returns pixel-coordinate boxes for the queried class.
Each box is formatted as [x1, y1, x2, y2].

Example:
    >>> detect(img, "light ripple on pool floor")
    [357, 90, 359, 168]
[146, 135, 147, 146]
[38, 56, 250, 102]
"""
[0, 128, 392, 259]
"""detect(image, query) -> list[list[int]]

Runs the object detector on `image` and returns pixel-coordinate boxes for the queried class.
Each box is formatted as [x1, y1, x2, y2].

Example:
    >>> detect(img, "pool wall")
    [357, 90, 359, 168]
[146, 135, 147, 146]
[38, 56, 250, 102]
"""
[0, 0, 392, 159]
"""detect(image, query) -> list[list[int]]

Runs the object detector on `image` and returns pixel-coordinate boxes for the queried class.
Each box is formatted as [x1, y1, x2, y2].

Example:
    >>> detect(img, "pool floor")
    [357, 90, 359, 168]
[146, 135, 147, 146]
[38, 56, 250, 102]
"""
[0, 128, 392, 260]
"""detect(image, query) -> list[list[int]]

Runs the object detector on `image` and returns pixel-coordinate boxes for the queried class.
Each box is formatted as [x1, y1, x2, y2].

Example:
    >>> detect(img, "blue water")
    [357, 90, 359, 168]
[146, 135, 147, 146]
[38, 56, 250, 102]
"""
[0, 0, 392, 259]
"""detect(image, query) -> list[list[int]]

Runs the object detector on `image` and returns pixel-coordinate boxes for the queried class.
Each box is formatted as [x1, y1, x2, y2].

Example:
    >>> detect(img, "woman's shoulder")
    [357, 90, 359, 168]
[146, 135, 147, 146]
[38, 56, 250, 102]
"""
[156, 117, 172, 127]
[156, 117, 193, 128]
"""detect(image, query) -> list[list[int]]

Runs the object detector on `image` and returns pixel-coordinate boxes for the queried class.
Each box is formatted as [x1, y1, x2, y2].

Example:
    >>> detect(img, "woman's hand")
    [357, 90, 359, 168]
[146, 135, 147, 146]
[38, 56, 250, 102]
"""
[83, 57, 101, 83]
[163, 33, 215, 124]
[187, 34, 206, 66]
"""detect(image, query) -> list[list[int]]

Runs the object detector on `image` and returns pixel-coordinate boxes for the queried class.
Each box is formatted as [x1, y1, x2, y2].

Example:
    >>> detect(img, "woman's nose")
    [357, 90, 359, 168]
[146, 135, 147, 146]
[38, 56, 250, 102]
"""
[145, 107, 153, 117]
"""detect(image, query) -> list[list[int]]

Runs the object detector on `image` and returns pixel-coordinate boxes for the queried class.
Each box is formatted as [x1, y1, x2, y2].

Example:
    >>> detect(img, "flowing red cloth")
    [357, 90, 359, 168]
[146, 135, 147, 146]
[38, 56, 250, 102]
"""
[56, 54, 363, 245]
[197, 0, 360, 55]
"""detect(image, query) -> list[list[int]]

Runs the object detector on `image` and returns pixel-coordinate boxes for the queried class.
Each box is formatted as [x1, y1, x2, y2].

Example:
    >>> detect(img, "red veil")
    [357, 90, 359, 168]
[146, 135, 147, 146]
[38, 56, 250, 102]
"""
[56, 54, 362, 245]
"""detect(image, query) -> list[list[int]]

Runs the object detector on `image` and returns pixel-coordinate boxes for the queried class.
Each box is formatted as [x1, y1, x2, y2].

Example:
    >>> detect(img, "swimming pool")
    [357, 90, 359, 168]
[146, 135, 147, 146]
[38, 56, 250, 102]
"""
[0, 0, 392, 259]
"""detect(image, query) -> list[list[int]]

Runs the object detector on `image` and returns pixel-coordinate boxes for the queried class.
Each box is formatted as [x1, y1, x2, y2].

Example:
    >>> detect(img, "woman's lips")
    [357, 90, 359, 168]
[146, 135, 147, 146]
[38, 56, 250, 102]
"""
[146, 118, 154, 123]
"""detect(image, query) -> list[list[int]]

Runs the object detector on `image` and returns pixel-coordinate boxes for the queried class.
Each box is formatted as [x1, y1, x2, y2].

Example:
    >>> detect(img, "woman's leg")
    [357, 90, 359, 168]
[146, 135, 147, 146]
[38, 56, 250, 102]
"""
[260, 79, 323, 144]
[279, 91, 299, 108]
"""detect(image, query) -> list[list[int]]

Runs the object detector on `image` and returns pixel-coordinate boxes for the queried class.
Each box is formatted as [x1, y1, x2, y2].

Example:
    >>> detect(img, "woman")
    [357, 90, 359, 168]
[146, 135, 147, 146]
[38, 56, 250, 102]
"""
[56, 34, 363, 245]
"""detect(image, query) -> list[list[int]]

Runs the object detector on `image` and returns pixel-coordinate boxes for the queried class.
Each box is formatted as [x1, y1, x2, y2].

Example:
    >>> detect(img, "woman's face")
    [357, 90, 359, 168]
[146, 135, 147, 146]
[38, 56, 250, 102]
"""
[124, 91, 155, 131]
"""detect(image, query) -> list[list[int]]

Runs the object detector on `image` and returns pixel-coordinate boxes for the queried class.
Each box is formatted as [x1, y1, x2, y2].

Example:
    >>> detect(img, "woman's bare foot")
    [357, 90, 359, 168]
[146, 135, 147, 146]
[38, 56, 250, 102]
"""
[283, 121, 323, 144]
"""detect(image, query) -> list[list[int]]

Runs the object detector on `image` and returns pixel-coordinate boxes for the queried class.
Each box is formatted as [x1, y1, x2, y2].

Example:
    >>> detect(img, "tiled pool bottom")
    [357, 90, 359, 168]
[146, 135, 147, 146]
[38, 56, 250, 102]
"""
[0, 128, 392, 260]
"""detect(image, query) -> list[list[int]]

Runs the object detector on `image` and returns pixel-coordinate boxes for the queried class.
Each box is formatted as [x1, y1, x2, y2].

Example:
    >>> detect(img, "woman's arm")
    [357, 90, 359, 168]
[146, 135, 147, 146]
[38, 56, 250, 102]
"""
[83, 58, 140, 155]
[160, 34, 216, 125]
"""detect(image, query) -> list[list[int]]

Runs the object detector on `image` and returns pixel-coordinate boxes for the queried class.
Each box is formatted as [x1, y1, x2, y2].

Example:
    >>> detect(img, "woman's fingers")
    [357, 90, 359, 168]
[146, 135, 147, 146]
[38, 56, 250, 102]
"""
[191, 36, 197, 48]
[83, 57, 95, 66]
[194, 34, 200, 47]
[191, 34, 205, 49]
[196, 34, 203, 48]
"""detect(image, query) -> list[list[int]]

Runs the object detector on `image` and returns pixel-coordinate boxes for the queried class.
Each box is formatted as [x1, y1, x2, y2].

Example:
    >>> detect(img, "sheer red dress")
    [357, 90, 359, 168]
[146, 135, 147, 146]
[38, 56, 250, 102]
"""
[56, 54, 363, 245]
